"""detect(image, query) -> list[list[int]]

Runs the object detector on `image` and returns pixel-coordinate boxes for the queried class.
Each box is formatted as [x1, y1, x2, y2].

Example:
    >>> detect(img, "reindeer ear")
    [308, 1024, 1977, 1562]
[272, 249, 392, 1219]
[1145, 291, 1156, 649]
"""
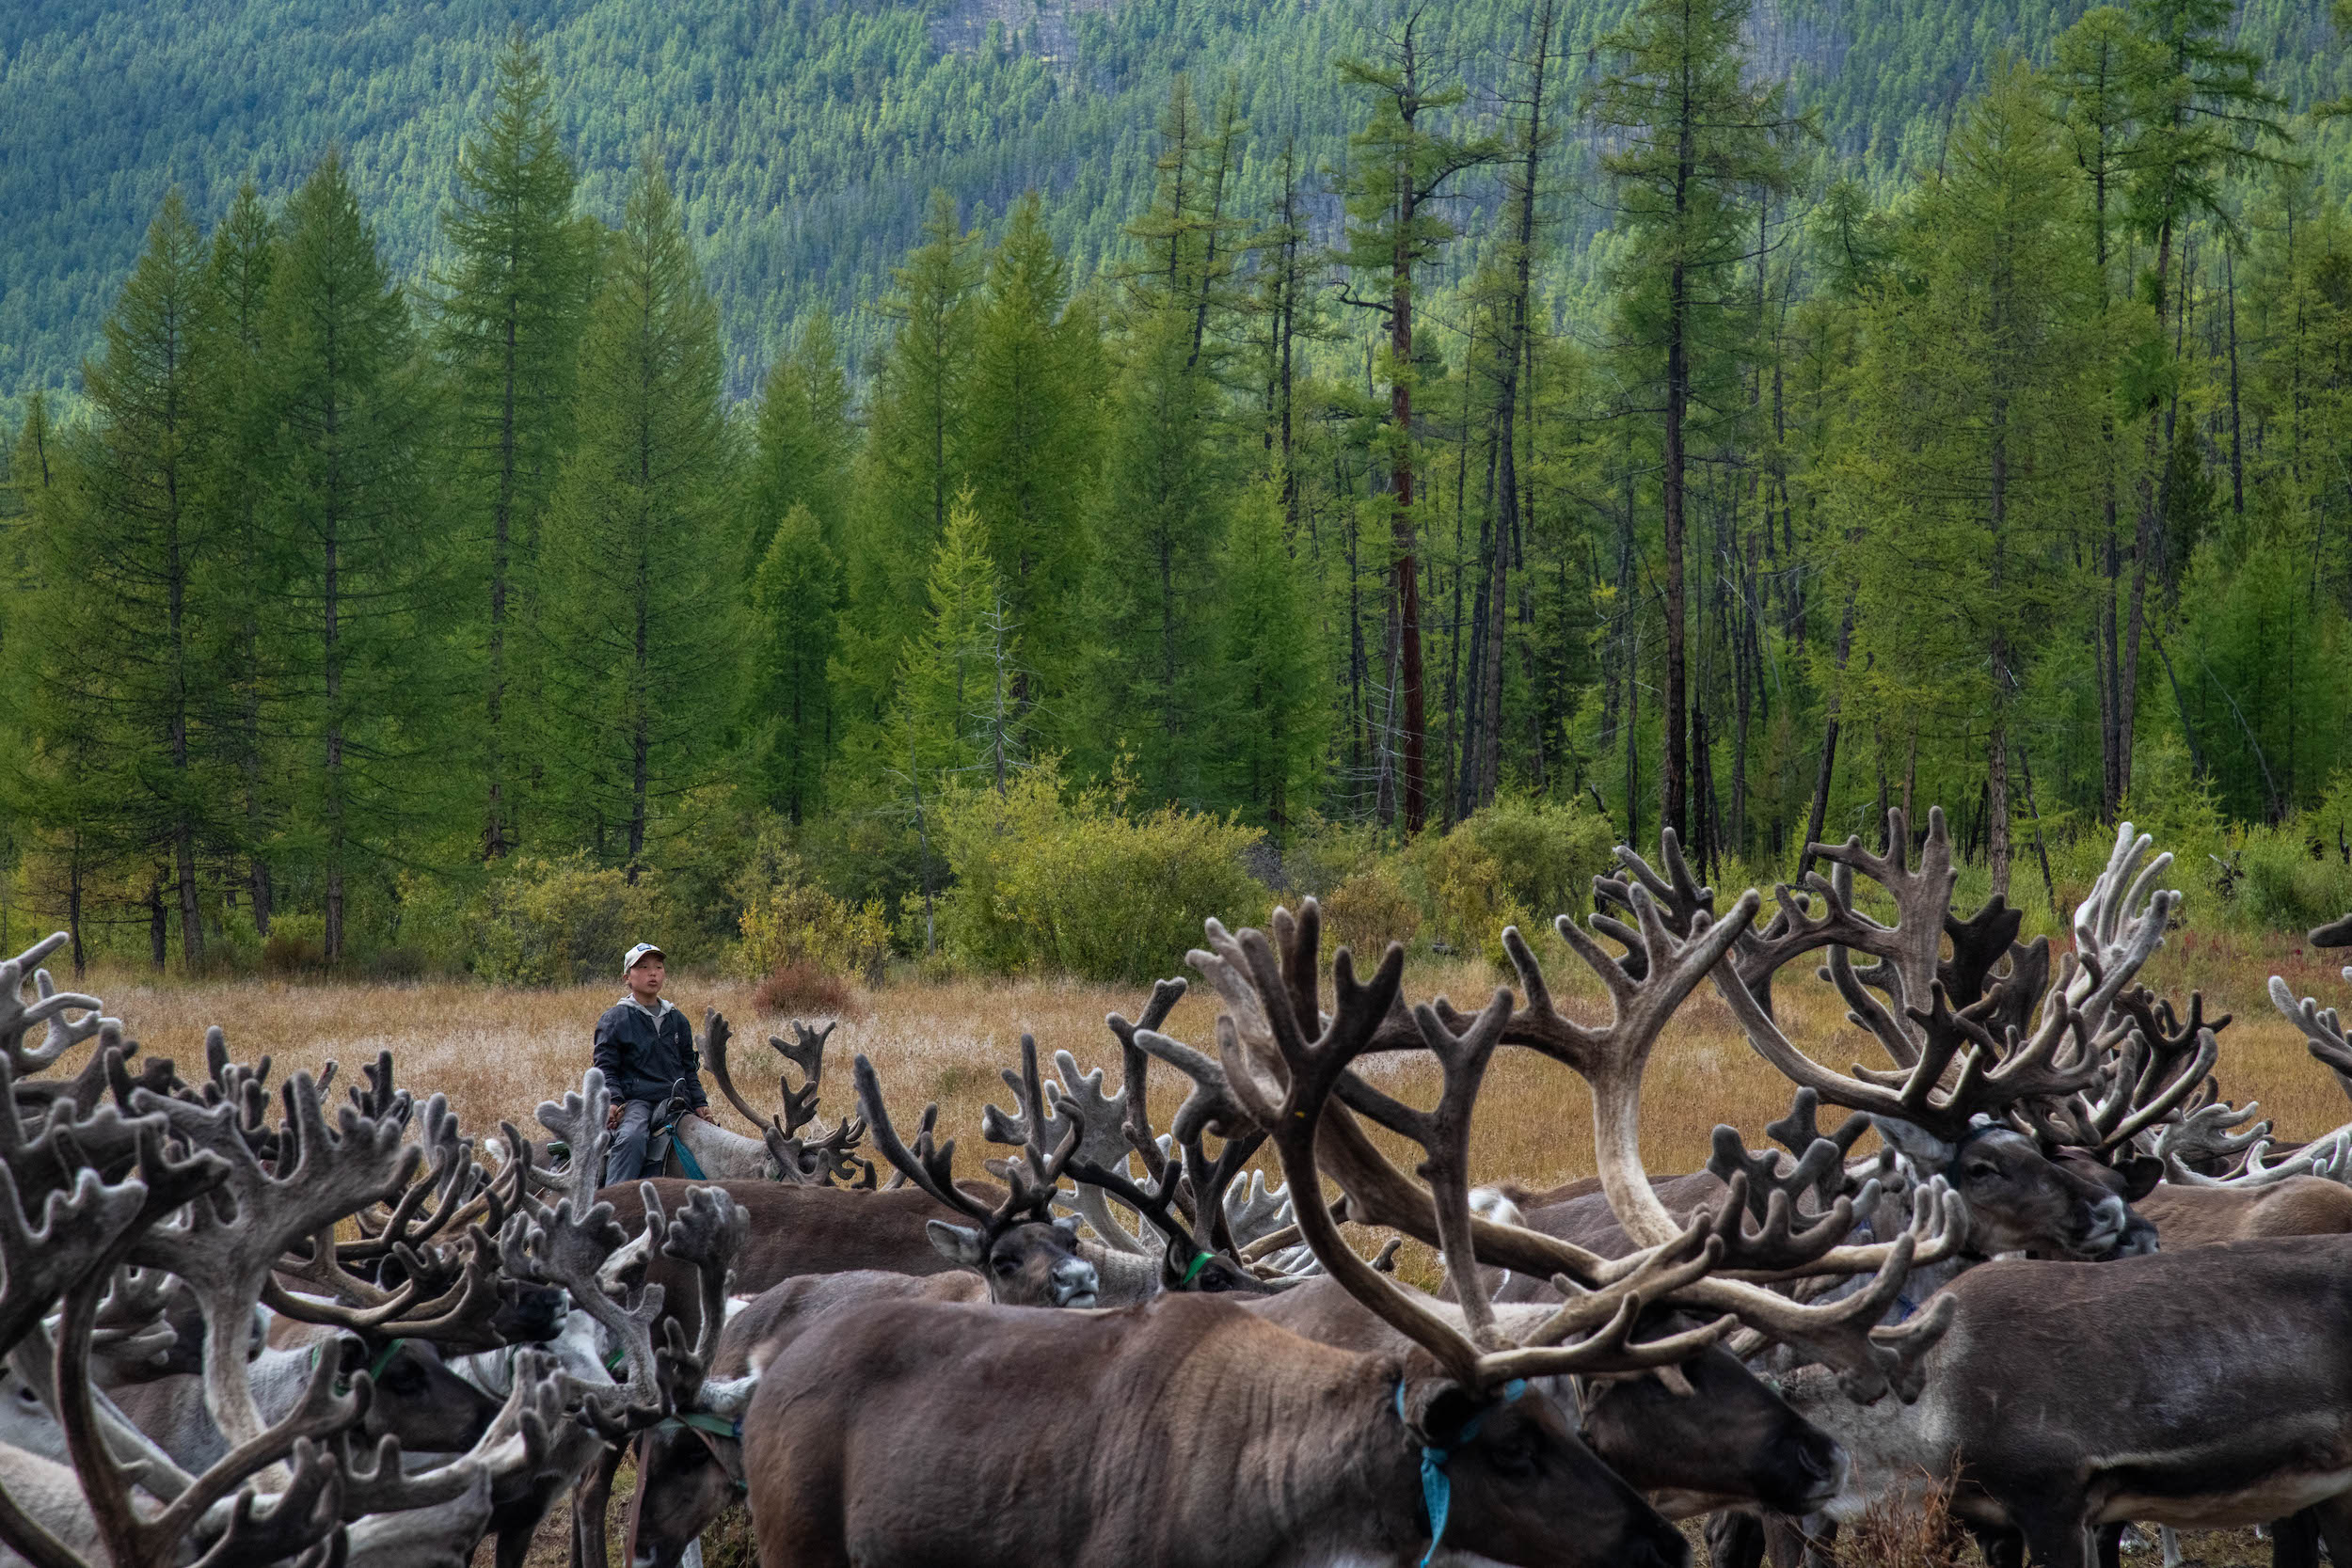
[1868, 1116, 1955, 1168]
[1399, 1377, 1482, 1446]
[2113, 1154, 2164, 1202]
[1053, 1214, 1080, 1241]
[925, 1220, 985, 1267]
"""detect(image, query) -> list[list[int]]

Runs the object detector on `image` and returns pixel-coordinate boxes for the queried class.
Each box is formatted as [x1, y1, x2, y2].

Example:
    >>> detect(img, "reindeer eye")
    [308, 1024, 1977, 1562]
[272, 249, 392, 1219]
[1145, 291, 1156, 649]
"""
[1964, 1162, 1999, 1181]
[1484, 1433, 1539, 1479]
[992, 1255, 1018, 1275]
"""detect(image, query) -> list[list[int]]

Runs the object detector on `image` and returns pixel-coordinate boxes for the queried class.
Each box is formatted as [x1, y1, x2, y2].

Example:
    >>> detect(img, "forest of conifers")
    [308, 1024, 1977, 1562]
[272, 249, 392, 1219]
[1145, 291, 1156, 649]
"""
[3, 0, 2352, 979]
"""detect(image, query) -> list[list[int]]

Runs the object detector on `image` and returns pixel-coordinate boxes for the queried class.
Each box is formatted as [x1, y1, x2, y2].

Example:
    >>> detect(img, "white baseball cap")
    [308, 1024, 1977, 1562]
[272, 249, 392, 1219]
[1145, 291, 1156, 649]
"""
[621, 942, 665, 975]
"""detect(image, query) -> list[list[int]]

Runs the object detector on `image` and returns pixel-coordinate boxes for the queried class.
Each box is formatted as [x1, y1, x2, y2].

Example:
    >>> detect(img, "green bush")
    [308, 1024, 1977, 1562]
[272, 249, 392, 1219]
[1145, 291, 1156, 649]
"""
[462, 854, 675, 987]
[2239, 825, 2352, 935]
[1450, 795, 1617, 923]
[933, 764, 1264, 982]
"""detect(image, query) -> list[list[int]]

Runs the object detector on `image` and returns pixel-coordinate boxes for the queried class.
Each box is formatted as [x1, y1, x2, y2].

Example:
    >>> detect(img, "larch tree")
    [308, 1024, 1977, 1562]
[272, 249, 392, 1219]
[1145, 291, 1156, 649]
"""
[540, 155, 741, 880]
[258, 150, 444, 962]
[436, 27, 593, 861]
[964, 191, 1102, 732]
[2052, 7, 2165, 822]
[195, 181, 281, 932]
[748, 309, 853, 555]
[841, 190, 978, 726]
[1587, 0, 1809, 846]
[1329, 12, 1499, 834]
[1831, 64, 2107, 899]
[1211, 477, 1327, 834]
[885, 494, 1022, 795]
[745, 503, 840, 824]
[2115, 0, 2291, 804]
[61, 189, 225, 966]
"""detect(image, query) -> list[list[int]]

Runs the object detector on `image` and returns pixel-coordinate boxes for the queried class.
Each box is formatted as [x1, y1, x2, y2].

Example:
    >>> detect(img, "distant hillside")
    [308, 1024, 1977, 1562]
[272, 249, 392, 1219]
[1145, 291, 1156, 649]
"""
[3, 0, 2346, 402]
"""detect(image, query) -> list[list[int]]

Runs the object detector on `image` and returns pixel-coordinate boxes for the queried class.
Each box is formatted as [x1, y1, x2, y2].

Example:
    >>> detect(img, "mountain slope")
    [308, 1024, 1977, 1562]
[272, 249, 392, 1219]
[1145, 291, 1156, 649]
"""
[2, 0, 2345, 402]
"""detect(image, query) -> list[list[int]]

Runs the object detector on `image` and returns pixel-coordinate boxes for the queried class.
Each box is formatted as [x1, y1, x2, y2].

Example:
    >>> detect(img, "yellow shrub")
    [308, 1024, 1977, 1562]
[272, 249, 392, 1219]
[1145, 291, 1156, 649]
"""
[739, 883, 891, 985]
[1324, 865, 1422, 957]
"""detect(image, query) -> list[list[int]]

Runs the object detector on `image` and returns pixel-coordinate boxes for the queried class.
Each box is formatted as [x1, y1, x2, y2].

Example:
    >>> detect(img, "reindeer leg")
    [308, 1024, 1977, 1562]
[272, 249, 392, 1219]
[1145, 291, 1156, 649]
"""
[2162, 1527, 2185, 1568]
[571, 1440, 626, 1568]
[1708, 1509, 1765, 1568]
[2095, 1524, 2125, 1568]
[2275, 1512, 2324, 1568]
[2309, 1497, 2352, 1566]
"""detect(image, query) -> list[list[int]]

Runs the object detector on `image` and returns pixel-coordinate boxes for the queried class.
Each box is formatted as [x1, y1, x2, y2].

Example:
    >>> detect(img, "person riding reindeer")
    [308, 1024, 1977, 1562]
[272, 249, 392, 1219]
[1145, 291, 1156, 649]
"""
[597, 941, 716, 1183]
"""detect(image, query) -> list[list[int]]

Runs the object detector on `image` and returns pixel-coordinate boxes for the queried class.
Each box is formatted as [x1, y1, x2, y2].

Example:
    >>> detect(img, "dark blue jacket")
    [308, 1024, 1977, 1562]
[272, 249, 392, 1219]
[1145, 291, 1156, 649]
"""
[593, 998, 707, 1110]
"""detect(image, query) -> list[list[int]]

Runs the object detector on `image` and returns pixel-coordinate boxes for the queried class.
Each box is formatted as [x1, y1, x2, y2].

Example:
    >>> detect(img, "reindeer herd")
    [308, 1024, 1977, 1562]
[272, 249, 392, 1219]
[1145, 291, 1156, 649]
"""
[3, 810, 2352, 1568]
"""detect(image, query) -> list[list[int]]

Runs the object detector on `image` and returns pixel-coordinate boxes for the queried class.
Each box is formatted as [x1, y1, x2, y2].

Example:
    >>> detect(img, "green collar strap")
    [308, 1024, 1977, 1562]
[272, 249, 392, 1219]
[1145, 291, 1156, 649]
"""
[1176, 1250, 1216, 1288]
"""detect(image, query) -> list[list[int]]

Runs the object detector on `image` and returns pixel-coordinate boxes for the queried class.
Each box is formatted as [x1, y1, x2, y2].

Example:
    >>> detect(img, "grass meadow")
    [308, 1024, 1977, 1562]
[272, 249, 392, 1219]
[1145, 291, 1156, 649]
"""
[41, 922, 2352, 1568]
[72, 920, 2352, 1198]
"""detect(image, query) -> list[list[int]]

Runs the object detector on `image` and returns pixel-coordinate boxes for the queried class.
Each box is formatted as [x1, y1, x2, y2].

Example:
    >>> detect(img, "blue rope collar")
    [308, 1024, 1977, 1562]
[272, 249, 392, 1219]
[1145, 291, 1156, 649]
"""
[1396, 1377, 1527, 1568]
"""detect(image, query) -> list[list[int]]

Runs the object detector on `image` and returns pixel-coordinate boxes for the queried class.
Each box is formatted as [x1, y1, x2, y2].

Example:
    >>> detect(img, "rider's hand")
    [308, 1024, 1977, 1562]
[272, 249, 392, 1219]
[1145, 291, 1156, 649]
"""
[691, 1105, 717, 1124]
[606, 1104, 624, 1131]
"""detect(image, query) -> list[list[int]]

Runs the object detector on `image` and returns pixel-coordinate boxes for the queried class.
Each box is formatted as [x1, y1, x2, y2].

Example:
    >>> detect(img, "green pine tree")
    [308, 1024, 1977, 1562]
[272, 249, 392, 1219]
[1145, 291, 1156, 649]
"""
[748, 309, 853, 556]
[1830, 62, 2108, 899]
[58, 188, 227, 966]
[1210, 478, 1326, 835]
[540, 154, 741, 879]
[1587, 0, 1811, 845]
[840, 191, 979, 725]
[964, 192, 1102, 728]
[745, 503, 840, 823]
[436, 28, 592, 860]
[884, 493, 1023, 796]
[258, 149, 445, 962]
[1329, 21, 1500, 833]
[194, 180, 282, 932]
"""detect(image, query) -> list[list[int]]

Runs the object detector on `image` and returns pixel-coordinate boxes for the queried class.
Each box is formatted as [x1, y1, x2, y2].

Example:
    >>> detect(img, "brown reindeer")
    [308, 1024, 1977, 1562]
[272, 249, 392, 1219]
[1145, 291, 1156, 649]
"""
[734, 893, 1956, 1568]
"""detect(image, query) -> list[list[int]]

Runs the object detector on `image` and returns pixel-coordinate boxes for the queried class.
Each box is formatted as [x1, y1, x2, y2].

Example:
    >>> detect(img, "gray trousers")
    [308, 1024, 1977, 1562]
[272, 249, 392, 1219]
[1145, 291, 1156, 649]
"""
[605, 1099, 660, 1186]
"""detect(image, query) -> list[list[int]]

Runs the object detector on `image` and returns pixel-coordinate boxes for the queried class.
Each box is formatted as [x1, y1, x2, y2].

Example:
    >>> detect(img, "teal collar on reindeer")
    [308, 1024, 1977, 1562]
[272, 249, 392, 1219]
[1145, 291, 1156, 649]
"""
[1175, 1250, 1215, 1288]
[1398, 1377, 1527, 1568]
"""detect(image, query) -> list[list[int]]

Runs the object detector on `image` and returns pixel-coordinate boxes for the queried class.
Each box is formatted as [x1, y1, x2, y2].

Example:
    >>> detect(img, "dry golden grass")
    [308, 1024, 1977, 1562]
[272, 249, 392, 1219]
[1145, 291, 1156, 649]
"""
[67, 920, 2352, 1196]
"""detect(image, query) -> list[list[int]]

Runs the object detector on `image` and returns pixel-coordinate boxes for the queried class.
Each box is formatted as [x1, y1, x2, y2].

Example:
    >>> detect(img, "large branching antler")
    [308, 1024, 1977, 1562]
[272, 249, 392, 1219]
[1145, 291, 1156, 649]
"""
[2272, 973, 2352, 1109]
[1186, 914, 1732, 1388]
[126, 1068, 416, 1463]
[707, 1014, 872, 1186]
[854, 1054, 1077, 1245]
[1185, 901, 1963, 1402]
[984, 1035, 1152, 1256]
[0, 935, 118, 1077]
[497, 1070, 666, 1437]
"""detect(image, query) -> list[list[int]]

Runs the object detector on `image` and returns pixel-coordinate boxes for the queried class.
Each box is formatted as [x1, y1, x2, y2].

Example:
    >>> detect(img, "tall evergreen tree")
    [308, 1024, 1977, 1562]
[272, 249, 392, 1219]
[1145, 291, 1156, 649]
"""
[1832, 64, 2106, 897]
[1211, 479, 1327, 833]
[2053, 8, 2166, 821]
[885, 493, 1023, 795]
[745, 503, 840, 824]
[258, 150, 443, 962]
[3, 405, 112, 975]
[59, 189, 224, 966]
[540, 155, 740, 879]
[1330, 17, 1499, 834]
[1588, 0, 1809, 846]
[2114, 0, 2292, 804]
[436, 28, 591, 860]
[748, 309, 852, 554]
[965, 192, 1101, 726]
[194, 181, 280, 932]
[841, 191, 978, 721]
